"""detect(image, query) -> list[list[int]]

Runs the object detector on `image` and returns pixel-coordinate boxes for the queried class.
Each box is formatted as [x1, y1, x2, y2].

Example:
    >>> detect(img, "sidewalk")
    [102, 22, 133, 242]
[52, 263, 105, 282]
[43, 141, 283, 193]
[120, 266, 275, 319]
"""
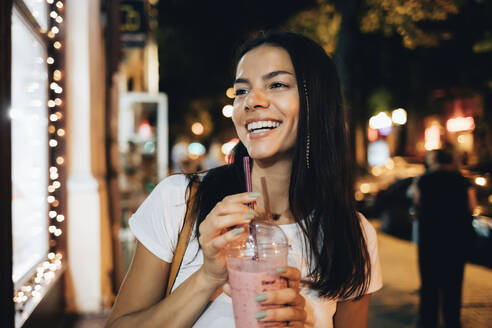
[369, 223, 492, 328]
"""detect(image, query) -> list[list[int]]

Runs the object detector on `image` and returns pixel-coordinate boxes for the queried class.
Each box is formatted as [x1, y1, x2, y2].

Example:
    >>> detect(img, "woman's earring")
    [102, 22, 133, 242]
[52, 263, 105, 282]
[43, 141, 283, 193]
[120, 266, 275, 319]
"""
[303, 80, 311, 169]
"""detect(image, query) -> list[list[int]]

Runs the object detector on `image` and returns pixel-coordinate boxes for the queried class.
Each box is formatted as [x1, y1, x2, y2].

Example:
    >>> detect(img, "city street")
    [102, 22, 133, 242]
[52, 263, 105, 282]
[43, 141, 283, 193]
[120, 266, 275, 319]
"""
[369, 220, 492, 328]
[66, 219, 492, 328]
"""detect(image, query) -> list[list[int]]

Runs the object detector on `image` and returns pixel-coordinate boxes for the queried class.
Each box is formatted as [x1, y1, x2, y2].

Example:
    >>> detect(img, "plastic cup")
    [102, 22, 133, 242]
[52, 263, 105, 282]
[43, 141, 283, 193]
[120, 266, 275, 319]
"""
[226, 220, 289, 328]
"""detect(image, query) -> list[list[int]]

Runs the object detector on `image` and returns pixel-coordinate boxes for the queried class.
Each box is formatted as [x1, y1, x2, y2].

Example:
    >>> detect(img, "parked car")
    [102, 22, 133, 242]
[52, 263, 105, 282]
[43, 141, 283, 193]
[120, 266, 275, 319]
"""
[470, 215, 492, 268]
[367, 172, 492, 268]
[370, 177, 414, 241]
[355, 157, 425, 218]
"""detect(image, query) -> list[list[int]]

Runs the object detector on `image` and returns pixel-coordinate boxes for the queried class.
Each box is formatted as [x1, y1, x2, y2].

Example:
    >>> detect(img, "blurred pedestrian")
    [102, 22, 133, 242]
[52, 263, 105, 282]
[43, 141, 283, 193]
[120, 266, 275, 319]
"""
[411, 149, 477, 328]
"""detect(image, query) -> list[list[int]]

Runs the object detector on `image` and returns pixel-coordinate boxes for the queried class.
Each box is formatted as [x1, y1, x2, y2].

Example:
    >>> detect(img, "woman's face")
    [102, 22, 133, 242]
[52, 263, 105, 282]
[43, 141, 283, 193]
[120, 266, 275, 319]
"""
[232, 45, 300, 161]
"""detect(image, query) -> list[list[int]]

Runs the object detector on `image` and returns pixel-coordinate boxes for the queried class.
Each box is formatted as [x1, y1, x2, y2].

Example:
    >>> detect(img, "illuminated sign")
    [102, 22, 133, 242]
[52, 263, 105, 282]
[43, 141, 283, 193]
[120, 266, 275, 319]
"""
[446, 116, 475, 132]
[425, 124, 441, 150]
[120, 1, 147, 48]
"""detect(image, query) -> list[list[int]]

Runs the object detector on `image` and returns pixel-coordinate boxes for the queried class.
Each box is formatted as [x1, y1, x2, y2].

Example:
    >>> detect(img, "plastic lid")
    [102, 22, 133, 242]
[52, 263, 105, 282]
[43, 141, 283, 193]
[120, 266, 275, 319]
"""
[226, 220, 288, 259]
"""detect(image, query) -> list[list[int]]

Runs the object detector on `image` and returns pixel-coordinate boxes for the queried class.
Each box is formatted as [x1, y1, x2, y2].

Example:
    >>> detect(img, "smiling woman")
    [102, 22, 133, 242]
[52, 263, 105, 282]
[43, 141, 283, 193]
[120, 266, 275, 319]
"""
[233, 45, 299, 161]
[107, 31, 382, 328]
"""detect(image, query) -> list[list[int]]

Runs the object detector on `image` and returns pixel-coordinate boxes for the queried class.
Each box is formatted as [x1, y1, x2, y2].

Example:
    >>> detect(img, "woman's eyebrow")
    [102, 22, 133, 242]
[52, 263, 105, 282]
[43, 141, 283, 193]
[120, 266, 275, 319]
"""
[234, 77, 249, 85]
[262, 70, 294, 80]
[234, 70, 294, 85]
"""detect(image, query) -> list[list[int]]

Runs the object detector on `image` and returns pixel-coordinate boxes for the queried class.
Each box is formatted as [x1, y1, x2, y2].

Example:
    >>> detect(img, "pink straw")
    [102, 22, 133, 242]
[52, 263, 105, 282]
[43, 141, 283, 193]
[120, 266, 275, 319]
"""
[243, 156, 258, 260]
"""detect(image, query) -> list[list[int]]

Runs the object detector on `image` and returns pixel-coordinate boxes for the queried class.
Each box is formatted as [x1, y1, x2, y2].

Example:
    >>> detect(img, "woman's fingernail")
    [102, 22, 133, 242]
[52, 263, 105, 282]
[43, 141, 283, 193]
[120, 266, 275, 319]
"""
[255, 293, 267, 302]
[232, 227, 245, 236]
[254, 310, 267, 319]
[248, 192, 261, 198]
[243, 213, 254, 220]
[276, 266, 287, 273]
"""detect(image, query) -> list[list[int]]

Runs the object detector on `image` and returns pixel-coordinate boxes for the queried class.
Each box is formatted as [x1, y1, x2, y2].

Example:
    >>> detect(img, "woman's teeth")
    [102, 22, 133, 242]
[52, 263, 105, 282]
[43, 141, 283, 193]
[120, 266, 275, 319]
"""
[247, 121, 281, 133]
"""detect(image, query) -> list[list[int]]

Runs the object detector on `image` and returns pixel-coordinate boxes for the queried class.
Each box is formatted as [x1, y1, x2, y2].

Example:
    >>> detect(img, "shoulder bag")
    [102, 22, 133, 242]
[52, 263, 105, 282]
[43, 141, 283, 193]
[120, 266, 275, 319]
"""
[165, 180, 199, 296]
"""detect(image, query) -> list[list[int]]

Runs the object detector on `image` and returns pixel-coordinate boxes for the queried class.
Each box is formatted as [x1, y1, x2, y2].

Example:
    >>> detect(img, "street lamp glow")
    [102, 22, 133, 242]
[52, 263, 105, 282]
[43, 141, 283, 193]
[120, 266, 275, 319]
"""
[475, 177, 486, 186]
[222, 105, 234, 118]
[392, 108, 407, 125]
[369, 112, 392, 130]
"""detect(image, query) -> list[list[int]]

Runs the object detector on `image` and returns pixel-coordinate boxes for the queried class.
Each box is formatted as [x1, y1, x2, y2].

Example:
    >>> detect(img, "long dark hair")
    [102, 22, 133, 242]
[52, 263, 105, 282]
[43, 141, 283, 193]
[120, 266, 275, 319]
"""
[190, 31, 370, 299]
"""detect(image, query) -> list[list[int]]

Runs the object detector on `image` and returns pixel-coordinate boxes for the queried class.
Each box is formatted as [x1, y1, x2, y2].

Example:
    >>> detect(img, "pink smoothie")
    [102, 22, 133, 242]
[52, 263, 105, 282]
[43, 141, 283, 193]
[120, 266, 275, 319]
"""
[228, 262, 287, 328]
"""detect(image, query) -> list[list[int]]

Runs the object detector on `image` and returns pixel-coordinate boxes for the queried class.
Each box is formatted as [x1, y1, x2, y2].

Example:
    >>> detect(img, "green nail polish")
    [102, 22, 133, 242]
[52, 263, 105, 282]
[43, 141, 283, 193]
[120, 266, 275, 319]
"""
[248, 192, 261, 198]
[255, 293, 267, 302]
[255, 311, 267, 319]
[276, 266, 286, 273]
[243, 213, 254, 220]
[232, 227, 245, 236]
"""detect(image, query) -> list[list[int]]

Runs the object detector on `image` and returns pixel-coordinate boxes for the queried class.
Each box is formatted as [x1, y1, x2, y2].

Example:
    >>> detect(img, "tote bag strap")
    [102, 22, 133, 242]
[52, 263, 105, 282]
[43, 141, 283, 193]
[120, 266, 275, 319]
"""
[165, 180, 199, 297]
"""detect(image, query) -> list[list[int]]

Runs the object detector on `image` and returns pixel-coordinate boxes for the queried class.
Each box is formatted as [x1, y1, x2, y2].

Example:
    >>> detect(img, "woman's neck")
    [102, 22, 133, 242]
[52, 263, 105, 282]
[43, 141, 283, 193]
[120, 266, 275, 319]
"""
[251, 157, 294, 225]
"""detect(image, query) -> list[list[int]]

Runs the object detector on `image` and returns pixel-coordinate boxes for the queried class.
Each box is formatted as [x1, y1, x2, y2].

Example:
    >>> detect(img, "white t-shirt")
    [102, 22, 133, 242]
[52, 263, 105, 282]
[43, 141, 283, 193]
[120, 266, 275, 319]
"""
[129, 174, 383, 328]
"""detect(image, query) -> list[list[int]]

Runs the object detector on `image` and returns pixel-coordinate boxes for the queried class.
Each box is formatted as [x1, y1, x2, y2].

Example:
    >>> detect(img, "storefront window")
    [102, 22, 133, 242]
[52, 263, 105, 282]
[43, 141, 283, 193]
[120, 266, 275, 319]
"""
[23, 0, 47, 30]
[11, 9, 49, 286]
[118, 92, 168, 270]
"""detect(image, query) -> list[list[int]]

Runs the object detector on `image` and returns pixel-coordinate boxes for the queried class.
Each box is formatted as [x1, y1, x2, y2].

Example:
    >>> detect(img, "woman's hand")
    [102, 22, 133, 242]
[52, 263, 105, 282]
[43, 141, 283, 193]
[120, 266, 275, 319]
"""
[197, 192, 259, 286]
[256, 266, 306, 327]
[223, 266, 307, 327]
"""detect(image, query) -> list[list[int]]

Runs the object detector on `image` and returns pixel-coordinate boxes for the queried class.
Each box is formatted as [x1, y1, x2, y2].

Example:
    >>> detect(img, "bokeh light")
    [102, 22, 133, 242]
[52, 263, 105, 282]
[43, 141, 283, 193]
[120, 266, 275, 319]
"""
[222, 105, 233, 118]
[191, 122, 204, 135]
[226, 88, 235, 99]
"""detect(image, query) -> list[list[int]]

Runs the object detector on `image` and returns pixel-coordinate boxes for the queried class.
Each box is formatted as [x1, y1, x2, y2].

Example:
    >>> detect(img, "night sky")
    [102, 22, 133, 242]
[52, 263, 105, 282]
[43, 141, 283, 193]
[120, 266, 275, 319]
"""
[156, 0, 492, 146]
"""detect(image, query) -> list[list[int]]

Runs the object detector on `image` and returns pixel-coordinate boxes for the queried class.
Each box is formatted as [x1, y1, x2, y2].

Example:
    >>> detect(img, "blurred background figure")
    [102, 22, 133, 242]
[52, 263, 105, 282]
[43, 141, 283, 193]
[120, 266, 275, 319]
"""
[411, 149, 477, 328]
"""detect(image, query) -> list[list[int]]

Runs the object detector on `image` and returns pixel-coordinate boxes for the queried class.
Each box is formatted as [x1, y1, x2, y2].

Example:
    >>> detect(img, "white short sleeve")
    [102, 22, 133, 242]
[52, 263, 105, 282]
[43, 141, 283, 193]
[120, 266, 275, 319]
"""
[360, 213, 383, 294]
[128, 174, 188, 263]
[338, 214, 383, 301]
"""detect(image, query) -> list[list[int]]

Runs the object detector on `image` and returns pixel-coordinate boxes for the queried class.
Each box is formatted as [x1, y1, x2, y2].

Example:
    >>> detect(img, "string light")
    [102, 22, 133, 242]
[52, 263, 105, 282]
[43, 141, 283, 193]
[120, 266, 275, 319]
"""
[16, 0, 66, 313]
[13, 252, 63, 306]
[53, 70, 62, 81]
[46, 0, 64, 249]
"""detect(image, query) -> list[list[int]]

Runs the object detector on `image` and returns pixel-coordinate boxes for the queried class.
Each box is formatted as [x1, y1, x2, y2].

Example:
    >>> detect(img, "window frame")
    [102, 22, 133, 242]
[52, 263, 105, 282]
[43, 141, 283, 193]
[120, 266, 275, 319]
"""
[3, 0, 67, 327]
[0, 0, 15, 324]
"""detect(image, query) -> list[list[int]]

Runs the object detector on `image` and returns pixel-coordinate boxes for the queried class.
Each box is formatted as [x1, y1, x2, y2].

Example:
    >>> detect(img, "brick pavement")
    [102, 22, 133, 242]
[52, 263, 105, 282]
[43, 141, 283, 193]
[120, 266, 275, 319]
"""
[369, 223, 492, 328]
